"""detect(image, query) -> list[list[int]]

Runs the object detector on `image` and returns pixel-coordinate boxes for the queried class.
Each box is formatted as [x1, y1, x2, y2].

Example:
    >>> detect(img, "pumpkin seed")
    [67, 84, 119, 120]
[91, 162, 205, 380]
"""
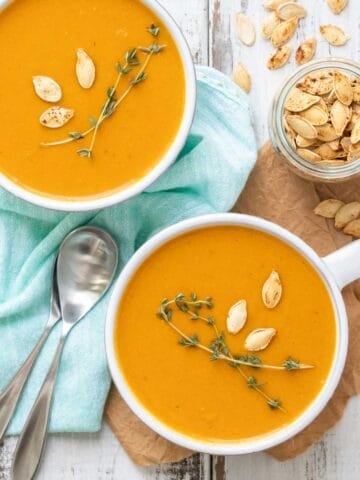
[267, 45, 292, 70]
[296, 135, 317, 148]
[348, 142, 360, 161]
[264, 0, 297, 9]
[316, 123, 339, 142]
[314, 143, 339, 160]
[320, 25, 350, 46]
[32, 76, 62, 103]
[314, 199, 345, 218]
[284, 87, 320, 112]
[286, 115, 318, 139]
[344, 219, 360, 238]
[351, 119, 360, 144]
[335, 202, 360, 229]
[328, 139, 340, 151]
[40, 106, 74, 128]
[76, 48, 96, 89]
[283, 117, 297, 148]
[334, 71, 353, 106]
[233, 63, 252, 93]
[300, 104, 328, 126]
[262, 270, 282, 309]
[297, 71, 334, 96]
[327, 0, 348, 15]
[245, 328, 277, 352]
[340, 136, 352, 152]
[226, 300, 247, 335]
[330, 101, 351, 136]
[236, 13, 256, 46]
[271, 16, 298, 47]
[295, 38, 317, 65]
[261, 12, 281, 39]
[297, 148, 322, 162]
[277, 1, 307, 20]
[352, 78, 360, 103]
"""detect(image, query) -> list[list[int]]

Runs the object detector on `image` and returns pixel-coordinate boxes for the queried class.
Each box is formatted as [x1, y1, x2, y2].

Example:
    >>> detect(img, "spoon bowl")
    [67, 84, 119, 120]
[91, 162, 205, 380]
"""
[57, 227, 118, 325]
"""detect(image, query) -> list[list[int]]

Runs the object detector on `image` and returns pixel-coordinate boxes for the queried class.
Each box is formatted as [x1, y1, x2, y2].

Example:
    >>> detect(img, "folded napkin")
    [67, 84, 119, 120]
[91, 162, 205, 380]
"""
[0, 66, 257, 435]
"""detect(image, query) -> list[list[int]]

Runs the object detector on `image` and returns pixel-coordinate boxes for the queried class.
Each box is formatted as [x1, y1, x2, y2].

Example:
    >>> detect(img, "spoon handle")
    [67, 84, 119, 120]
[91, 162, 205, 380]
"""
[11, 335, 66, 480]
[0, 327, 52, 444]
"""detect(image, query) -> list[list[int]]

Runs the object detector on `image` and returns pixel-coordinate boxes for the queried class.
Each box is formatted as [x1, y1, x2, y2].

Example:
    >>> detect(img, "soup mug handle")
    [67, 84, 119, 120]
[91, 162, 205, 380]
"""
[323, 240, 360, 290]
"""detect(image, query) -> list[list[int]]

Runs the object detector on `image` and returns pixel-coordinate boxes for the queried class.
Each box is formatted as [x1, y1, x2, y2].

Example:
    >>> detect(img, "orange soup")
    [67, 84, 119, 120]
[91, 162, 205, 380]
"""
[0, 0, 185, 199]
[115, 226, 336, 442]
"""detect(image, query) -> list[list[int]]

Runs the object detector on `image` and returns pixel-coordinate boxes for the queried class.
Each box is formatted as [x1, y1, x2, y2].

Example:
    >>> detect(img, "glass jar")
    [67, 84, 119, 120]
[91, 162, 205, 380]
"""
[269, 58, 360, 182]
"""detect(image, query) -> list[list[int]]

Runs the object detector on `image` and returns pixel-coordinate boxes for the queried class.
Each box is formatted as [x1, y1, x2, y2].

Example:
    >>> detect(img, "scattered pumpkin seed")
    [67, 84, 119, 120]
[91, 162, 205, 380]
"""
[277, 1, 307, 20]
[267, 45, 292, 70]
[236, 13, 256, 46]
[320, 24, 350, 46]
[227, 300, 247, 335]
[344, 219, 360, 238]
[271, 16, 298, 47]
[76, 48, 96, 89]
[335, 202, 360, 229]
[245, 328, 277, 352]
[295, 38, 317, 65]
[40, 106, 74, 128]
[32, 76, 62, 103]
[263, 0, 296, 9]
[233, 63, 252, 93]
[262, 271, 282, 309]
[261, 12, 281, 39]
[314, 199, 345, 218]
[326, 0, 348, 15]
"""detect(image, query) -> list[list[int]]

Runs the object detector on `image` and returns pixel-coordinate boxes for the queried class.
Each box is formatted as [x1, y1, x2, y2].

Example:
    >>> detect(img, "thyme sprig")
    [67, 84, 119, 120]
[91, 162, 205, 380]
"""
[157, 294, 314, 412]
[41, 25, 165, 158]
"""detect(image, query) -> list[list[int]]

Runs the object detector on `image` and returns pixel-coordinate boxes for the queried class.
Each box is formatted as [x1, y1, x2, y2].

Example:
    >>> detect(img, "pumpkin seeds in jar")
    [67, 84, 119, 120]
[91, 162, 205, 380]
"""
[284, 87, 320, 112]
[283, 68, 360, 168]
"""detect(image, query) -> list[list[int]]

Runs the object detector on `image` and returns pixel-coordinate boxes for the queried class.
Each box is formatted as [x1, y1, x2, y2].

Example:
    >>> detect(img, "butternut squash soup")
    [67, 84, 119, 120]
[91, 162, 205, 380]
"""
[115, 226, 336, 442]
[0, 0, 185, 199]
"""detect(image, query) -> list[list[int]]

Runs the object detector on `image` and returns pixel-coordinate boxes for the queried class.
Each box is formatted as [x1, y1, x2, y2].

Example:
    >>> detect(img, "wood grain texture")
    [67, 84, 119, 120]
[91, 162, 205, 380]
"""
[1, 0, 360, 479]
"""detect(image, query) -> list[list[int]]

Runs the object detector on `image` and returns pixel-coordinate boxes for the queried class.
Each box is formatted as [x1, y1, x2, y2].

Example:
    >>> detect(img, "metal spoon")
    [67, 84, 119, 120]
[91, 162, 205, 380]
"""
[11, 226, 118, 480]
[0, 260, 61, 444]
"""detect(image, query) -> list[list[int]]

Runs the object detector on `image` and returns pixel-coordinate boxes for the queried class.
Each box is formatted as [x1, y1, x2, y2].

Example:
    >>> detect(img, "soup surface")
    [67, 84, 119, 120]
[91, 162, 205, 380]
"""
[115, 225, 337, 442]
[0, 0, 185, 199]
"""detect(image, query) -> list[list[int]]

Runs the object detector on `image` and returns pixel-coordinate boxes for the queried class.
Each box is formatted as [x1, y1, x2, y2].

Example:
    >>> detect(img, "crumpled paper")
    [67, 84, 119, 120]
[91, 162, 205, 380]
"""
[105, 142, 360, 465]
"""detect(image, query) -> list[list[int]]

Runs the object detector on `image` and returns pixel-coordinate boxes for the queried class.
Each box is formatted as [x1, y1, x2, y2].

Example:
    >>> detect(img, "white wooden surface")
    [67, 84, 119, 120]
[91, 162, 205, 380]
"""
[1, 0, 360, 479]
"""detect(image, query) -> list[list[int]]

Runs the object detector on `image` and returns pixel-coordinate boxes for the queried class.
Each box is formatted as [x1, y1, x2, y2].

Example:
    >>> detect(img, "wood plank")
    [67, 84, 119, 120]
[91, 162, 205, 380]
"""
[159, 0, 209, 65]
[1, 427, 211, 480]
[213, 397, 360, 480]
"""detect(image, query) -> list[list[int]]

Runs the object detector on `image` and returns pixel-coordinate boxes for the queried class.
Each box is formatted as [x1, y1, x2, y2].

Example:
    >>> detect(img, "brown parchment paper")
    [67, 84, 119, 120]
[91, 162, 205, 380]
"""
[105, 141, 360, 466]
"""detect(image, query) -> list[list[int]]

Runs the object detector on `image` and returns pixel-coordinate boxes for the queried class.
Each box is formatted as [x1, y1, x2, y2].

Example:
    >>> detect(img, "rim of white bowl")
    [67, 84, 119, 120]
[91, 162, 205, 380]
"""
[105, 213, 348, 455]
[0, 0, 196, 212]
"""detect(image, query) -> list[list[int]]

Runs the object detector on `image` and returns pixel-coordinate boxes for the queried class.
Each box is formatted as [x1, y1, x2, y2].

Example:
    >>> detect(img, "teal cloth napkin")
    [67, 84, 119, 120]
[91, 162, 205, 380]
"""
[0, 66, 257, 435]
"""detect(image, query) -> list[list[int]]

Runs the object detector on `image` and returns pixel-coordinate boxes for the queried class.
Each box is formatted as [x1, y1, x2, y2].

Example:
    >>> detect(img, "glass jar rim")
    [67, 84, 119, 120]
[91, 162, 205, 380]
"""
[269, 57, 360, 181]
